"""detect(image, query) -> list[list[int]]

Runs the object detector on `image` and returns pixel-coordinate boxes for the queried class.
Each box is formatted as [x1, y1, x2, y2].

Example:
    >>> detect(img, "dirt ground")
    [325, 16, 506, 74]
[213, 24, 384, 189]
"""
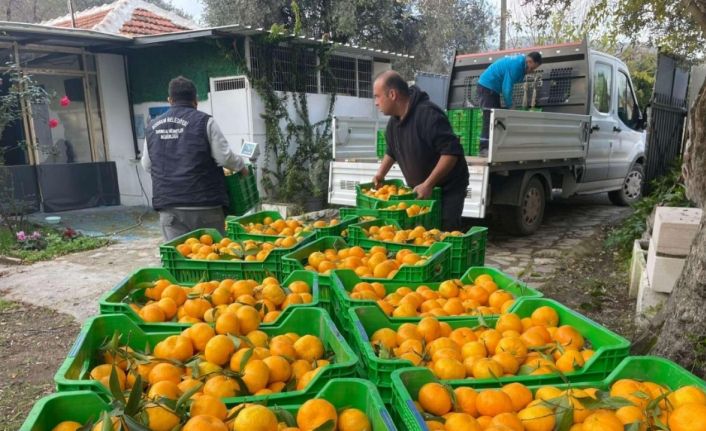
[0, 300, 80, 431]
[537, 226, 636, 340]
[0, 222, 636, 430]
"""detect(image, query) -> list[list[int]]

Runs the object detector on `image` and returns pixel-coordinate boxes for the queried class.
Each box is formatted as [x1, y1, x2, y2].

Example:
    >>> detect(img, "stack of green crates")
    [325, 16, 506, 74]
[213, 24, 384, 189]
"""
[376, 129, 386, 159]
[225, 164, 260, 216]
[447, 108, 483, 156]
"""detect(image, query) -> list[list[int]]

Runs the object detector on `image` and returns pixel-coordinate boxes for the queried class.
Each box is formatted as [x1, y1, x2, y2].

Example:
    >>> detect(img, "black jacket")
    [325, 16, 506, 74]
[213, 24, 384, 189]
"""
[385, 86, 469, 193]
[145, 104, 228, 210]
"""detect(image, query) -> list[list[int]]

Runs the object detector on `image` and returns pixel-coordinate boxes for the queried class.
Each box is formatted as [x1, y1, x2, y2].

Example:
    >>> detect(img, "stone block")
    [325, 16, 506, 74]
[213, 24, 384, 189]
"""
[646, 238, 686, 293]
[652, 207, 702, 256]
[635, 267, 669, 330]
[629, 240, 647, 299]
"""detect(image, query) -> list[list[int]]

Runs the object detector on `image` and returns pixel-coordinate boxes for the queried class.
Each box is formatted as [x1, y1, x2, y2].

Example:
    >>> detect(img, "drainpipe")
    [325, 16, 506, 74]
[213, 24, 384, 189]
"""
[122, 55, 140, 158]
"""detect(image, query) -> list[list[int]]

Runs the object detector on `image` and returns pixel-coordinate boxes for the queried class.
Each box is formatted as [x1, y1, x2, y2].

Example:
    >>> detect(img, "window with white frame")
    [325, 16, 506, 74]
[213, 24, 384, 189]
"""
[248, 42, 373, 98]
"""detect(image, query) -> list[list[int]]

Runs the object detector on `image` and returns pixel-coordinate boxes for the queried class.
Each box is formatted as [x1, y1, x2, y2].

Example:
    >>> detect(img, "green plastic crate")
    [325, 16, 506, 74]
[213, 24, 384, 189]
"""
[356, 179, 414, 209]
[55, 308, 358, 404]
[348, 219, 487, 278]
[225, 210, 315, 242]
[19, 391, 111, 431]
[329, 267, 541, 344]
[297, 214, 360, 239]
[347, 297, 630, 403]
[447, 108, 483, 156]
[225, 164, 260, 216]
[98, 268, 319, 328]
[281, 236, 451, 305]
[376, 129, 387, 159]
[160, 228, 311, 282]
[340, 199, 439, 229]
[391, 356, 706, 431]
[227, 211, 357, 241]
[22, 378, 397, 431]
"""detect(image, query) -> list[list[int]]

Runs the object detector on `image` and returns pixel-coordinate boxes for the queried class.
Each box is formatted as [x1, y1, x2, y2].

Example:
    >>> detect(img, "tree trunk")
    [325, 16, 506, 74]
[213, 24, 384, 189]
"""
[636, 67, 706, 375]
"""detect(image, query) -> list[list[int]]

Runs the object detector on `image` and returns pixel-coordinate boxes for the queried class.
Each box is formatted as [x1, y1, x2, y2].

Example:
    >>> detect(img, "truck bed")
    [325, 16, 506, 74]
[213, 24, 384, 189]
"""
[488, 109, 590, 164]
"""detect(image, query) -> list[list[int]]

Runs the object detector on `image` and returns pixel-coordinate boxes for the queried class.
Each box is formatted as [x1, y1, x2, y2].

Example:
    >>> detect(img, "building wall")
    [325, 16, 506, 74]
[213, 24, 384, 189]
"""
[127, 40, 244, 103]
[96, 53, 152, 206]
[125, 39, 392, 204]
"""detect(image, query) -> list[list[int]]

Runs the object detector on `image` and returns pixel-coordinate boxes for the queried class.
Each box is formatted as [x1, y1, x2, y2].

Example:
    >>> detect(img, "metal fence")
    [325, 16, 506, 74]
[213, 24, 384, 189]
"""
[644, 53, 690, 185]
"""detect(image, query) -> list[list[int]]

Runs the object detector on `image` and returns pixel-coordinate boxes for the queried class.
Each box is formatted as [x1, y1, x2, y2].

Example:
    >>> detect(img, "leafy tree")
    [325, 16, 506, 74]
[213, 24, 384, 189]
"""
[412, 0, 495, 73]
[202, 0, 494, 75]
[523, 0, 704, 60]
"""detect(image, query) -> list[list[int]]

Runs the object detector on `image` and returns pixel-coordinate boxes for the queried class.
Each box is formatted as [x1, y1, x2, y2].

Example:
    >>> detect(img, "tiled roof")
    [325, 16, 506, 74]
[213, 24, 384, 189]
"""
[52, 9, 111, 29]
[43, 0, 197, 36]
[119, 8, 191, 36]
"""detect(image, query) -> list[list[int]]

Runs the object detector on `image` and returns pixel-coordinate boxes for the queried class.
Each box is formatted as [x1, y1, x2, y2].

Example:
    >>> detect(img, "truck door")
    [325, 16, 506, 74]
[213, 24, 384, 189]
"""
[610, 69, 645, 179]
[584, 61, 616, 182]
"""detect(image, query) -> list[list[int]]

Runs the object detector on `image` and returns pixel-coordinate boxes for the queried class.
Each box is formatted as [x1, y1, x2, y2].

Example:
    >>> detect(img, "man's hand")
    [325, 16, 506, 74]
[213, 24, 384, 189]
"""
[413, 181, 433, 199]
[373, 174, 385, 189]
[240, 166, 250, 177]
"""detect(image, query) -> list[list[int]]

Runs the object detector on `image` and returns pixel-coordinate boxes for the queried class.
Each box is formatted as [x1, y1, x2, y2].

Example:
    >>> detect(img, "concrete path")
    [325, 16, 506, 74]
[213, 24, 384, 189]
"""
[0, 196, 632, 322]
[485, 194, 632, 287]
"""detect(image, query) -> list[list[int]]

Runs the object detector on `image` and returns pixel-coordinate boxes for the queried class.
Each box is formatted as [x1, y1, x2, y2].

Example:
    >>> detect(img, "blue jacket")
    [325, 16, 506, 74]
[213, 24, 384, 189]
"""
[477, 55, 526, 108]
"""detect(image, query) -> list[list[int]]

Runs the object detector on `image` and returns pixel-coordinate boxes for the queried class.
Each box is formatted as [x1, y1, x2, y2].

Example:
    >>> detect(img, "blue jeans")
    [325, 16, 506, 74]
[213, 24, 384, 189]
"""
[477, 85, 501, 151]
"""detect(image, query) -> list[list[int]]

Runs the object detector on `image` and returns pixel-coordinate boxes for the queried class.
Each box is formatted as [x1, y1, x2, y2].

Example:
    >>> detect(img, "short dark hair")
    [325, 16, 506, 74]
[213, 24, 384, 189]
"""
[527, 51, 542, 65]
[168, 76, 197, 102]
[378, 71, 410, 96]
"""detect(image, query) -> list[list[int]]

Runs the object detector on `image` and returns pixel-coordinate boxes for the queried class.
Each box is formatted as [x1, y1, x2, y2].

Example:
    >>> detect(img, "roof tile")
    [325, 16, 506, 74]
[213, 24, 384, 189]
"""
[52, 9, 111, 29]
[119, 8, 191, 35]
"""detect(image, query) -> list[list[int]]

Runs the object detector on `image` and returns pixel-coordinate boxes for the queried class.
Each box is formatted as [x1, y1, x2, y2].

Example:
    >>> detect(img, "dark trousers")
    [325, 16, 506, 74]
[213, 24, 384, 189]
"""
[441, 187, 468, 231]
[159, 207, 226, 241]
[477, 85, 501, 151]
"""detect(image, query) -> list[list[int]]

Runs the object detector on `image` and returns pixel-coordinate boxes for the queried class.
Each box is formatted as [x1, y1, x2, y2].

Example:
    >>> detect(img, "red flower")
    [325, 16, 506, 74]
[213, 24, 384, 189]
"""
[60, 96, 70, 107]
[49, 118, 59, 128]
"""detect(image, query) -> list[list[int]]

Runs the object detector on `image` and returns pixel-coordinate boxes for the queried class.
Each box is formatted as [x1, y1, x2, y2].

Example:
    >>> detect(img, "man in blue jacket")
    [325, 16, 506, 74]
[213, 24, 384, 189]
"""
[477, 51, 542, 157]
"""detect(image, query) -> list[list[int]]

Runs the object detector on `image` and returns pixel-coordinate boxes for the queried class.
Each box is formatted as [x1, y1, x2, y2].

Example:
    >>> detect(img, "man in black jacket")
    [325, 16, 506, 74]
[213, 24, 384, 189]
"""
[372, 70, 469, 231]
[142, 76, 248, 240]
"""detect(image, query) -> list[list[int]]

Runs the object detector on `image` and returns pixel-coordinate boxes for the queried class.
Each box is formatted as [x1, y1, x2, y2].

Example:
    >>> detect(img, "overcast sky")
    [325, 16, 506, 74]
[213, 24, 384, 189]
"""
[167, 0, 204, 23]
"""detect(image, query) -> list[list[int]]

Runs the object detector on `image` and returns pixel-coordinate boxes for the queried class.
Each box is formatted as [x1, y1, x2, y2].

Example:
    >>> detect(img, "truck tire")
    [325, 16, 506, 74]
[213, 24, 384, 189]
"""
[499, 177, 546, 236]
[609, 163, 644, 206]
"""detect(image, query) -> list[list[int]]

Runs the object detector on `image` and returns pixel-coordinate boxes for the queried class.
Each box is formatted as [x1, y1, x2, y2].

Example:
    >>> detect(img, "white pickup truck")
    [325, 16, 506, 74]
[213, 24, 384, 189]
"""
[328, 41, 647, 235]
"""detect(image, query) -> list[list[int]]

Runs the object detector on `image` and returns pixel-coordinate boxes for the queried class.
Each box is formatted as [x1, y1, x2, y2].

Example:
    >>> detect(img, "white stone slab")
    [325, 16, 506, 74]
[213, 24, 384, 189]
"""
[647, 237, 686, 293]
[652, 207, 702, 256]
[629, 240, 647, 299]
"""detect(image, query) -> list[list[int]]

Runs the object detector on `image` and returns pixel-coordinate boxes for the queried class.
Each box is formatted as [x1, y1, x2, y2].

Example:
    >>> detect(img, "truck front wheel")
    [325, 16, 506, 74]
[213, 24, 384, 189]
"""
[609, 163, 644, 206]
[499, 177, 546, 236]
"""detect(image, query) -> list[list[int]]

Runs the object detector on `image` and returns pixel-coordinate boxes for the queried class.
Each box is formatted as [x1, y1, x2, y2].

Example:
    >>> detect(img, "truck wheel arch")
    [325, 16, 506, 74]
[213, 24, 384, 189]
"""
[490, 170, 552, 206]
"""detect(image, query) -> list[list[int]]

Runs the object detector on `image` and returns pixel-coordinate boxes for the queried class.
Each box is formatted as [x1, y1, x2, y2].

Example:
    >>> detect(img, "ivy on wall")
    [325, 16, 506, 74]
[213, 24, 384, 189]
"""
[128, 40, 245, 103]
[222, 25, 337, 205]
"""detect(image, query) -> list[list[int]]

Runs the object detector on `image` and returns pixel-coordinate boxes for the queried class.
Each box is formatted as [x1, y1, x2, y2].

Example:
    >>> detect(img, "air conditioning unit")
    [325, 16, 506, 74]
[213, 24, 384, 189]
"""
[210, 76, 249, 92]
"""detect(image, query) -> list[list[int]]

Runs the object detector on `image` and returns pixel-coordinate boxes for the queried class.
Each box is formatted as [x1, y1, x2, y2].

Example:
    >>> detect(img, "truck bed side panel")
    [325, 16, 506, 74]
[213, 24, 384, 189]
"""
[490, 109, 590, 163]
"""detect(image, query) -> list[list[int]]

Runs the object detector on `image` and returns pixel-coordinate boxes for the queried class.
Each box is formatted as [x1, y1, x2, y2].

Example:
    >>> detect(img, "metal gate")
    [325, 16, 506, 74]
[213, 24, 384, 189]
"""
[645, 53, 690, 184]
